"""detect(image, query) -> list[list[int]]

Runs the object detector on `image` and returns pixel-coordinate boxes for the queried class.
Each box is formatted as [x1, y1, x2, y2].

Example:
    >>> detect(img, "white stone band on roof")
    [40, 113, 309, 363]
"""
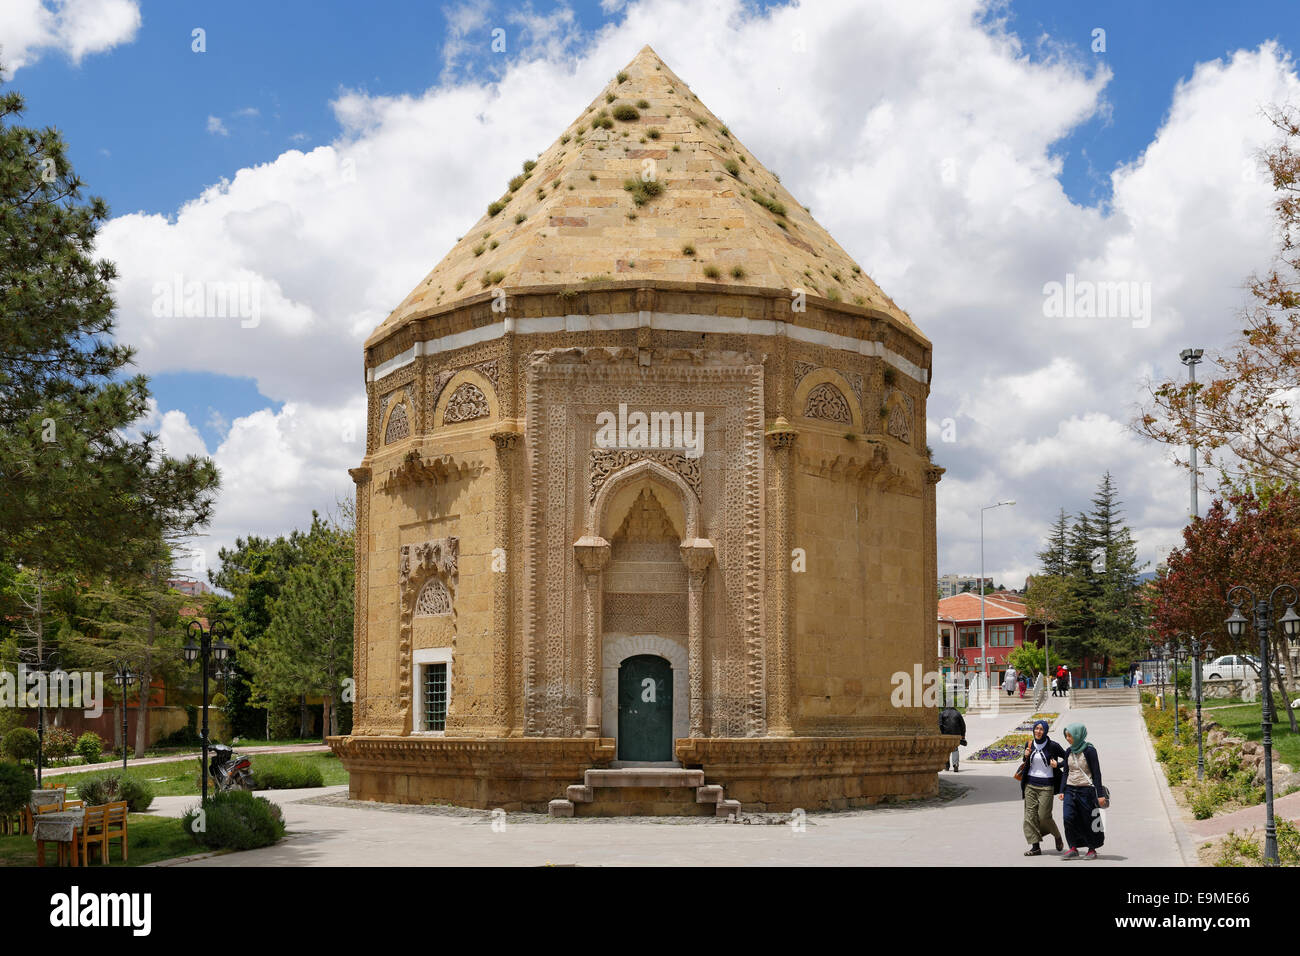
[367, 311, 928, 386]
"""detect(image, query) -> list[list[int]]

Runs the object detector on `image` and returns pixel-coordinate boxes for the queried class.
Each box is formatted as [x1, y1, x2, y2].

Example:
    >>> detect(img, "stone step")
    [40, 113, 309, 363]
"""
[566, 784, 593, 803]
[716, 798, 741, 819]
[548, 799, 574, 818]
[583, 768, 705, 788]
[696, 784, 724, 804]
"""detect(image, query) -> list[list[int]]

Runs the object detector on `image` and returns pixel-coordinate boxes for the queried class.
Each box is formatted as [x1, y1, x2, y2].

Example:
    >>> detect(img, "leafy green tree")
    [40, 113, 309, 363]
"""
[1087, 473, 1149, 671]
[254, 510, 354, 739]
[1037, 509, 1071, 577]
[0, 68, 219, 579]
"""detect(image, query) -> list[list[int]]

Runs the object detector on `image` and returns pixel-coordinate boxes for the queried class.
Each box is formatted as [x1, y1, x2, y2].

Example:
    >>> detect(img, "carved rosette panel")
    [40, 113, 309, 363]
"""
[589, 449, 701, 503]
[369, 365, 416, 454]
[887, 390, 914, 445]
[803, 382, 851, 424]
[443, 382, 490, 424]
[397, 537, 459, 730]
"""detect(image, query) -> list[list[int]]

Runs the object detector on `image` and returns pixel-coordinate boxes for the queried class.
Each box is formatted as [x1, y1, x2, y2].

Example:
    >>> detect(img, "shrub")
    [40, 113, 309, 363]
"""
[253, 758, 324, 790]
[605, 92, 615, 103]
[636, 99, 650, 109]
[1, 727, 38, 762]
[681, 244, 695, 256]
[647, 127, 661, 140]
[703, 265, 720, 279]
[615, 71, 628, 83]
[612, 104, 640, 122]
[76, 732, 103, 765]
[487, 199, 506, 217]
[181, 791, 285, 851]
[76, 772, 154, 812]
[508, 173, 528, 192]
[724, 159, 740, 178]
[44, 727, 75, 761]
[0, 762, 35, 814]
[731, 266, 746, 280]
[622, 177, 664, 206]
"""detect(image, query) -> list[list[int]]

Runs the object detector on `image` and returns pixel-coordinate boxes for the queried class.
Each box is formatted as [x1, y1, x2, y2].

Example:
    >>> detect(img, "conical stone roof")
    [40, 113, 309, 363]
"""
[369, 45, 919, 348]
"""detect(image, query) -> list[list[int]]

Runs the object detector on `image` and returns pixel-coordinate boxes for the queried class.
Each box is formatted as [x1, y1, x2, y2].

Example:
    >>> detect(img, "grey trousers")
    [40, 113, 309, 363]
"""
[1024, 783, 1062, 845]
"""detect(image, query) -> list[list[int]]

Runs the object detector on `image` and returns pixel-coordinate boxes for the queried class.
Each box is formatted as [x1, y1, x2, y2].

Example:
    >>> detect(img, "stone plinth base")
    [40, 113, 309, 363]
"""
[328, 736, 615, 812]
[675, 735, 959, 812]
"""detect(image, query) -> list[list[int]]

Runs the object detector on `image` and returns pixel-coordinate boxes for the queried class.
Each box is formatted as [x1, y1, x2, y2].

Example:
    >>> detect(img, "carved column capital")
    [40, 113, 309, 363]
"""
[573, 535, 611, 577]
[491, 429, 522, 452]
[679, 538, 715, 586]
[765, 416, 798, 449]
[925, 464, 946, 485]
[348, 465, 372, 485]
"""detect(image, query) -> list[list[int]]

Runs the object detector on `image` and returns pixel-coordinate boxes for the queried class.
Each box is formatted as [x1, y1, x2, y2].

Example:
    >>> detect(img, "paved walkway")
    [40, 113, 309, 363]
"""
[41, 744, 332, 777]
[133, 704, 1189, 866]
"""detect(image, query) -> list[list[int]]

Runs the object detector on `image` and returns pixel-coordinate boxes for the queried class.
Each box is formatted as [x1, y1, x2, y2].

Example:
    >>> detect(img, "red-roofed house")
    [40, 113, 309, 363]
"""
[937, 593, 1044, 688]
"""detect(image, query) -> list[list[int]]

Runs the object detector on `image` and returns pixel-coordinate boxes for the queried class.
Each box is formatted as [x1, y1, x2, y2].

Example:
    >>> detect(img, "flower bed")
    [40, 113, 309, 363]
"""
[1015, 713, 1061, 731]
[971, 733, 1032, 761]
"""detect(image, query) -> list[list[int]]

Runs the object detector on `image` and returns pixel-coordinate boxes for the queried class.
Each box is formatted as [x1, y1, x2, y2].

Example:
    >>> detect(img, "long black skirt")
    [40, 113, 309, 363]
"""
[1062, 784, 1105, 850]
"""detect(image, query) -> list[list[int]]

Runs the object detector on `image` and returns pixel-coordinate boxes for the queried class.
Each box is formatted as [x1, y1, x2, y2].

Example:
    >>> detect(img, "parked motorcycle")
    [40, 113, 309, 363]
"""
[206, 743, 254, 792]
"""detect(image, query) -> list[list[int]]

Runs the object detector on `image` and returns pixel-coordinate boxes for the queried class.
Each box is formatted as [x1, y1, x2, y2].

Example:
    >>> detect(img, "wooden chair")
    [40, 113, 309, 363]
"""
[78, 805, 107, 866]
[34, 803, 77, 866]
[101, 801, 128, 863]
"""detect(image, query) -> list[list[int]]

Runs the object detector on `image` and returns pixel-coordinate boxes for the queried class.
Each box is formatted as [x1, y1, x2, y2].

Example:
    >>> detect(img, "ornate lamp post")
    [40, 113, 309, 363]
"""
[183, 620, 231, 803]
[111, 662, 138, 771]
[1170, 635, 1189, 744]
[1225, 584, 1300, 865]
[1149, 641, 1166, 707]
[1185, 632, 1215, 782]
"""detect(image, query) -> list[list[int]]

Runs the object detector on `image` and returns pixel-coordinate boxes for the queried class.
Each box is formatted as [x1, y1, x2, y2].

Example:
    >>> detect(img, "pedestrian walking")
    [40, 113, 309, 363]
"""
[1051, 676, 1059, 698]
[939, 706, 966, 772]
[1059, 669, 1070, 697]
[1017, 718, 1065, 856]
[1018, 675, 1027, 698]
[1058, 723, 1107, 859]
[1003, 667, 1017, 697]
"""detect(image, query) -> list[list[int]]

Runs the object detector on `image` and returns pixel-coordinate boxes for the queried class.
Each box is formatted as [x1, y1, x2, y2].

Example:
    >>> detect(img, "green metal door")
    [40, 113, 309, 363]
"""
[617, 654, 673, 761]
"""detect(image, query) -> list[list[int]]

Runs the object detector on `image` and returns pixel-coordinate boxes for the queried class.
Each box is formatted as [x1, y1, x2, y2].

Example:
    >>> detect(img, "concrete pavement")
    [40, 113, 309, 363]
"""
[132, 702, 1190, 866]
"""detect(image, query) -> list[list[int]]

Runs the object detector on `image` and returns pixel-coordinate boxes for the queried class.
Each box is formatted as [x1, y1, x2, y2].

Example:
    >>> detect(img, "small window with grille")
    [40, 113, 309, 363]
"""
[422, 663, 447, 732]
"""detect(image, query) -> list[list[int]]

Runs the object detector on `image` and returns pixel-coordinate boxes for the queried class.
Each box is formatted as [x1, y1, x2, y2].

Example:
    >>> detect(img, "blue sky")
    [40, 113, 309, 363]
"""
[4, 0, 1297, 581]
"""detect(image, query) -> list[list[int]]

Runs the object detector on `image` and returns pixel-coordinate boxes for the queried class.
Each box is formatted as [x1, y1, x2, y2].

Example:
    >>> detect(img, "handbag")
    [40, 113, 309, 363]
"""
[1095, 784, 1111, 805]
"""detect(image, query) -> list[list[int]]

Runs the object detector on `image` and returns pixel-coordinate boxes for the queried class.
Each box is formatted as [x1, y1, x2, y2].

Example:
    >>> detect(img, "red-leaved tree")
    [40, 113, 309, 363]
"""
[1147, 488, 1300, 730]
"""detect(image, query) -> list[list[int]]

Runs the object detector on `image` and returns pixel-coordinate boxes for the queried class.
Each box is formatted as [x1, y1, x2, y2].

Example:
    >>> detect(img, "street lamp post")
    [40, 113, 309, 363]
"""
[1226, 584, 1300, 865]
[979, 500, 1016, 700]
[1186, 632, 1215, 783]
[1179, 348, 1203, 522]
[111, 662, 138, 771]
[183, 620, 231, 804]
[1170, 636, 1184, 744]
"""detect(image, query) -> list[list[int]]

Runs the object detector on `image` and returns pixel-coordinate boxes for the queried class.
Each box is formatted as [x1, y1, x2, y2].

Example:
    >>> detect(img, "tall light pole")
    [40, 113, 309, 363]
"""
[1180, 348, 1203, 521]
[111, 662, 138, 771]
[980, 499, 1016, 695]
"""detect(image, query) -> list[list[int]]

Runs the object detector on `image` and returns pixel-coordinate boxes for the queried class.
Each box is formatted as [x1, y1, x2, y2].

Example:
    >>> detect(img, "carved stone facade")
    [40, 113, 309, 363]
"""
[331, 45, 949, 813]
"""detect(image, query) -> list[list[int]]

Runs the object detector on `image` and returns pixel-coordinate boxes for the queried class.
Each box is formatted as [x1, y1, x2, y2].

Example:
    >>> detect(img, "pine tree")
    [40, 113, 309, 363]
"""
[0, 67, 219, 578]
[1037, 508, 1071, 577]
[1087, 473, 1148, 671]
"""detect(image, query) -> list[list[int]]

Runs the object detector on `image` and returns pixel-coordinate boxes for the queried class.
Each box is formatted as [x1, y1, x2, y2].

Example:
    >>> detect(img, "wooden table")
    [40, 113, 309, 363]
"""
[32, 808, 84, 867]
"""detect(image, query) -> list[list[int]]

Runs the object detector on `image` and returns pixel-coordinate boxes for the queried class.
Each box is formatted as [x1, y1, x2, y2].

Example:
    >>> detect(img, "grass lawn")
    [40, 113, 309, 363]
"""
[0, 814, 205, 867]
[1202, 701, 1300, 767]
[44, 752, 347, 797]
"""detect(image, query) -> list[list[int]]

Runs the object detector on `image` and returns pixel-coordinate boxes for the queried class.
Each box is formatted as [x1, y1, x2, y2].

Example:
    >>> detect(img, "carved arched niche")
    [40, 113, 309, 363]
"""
[397, 537, 459, 733]
[793, 367, 864, 432]
[432, 367, 500, 429]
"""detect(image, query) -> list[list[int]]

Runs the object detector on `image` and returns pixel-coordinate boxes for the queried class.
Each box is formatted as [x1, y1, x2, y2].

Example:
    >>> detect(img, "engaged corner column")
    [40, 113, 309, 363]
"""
[490, 429, 521, 737]
[765, 416, 798, 737]
[573, 535, 611, 738]
[679, 539, 715, 738]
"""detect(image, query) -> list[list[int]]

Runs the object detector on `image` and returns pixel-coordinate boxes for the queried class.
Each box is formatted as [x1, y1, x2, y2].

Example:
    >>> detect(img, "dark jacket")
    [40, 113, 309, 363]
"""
[1020, 737, 1068, 796]
[939, 707, 966, 742]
